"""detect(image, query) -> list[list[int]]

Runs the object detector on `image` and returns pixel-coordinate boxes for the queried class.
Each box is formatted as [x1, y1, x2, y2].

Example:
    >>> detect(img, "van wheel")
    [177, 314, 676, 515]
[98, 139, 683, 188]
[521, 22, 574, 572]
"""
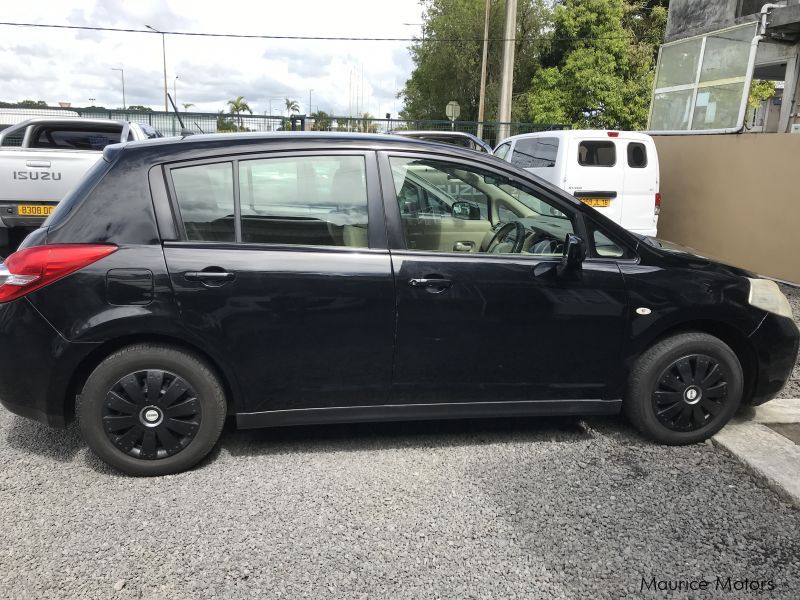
[624, 332, 743, 445]
[77, 344, 227, 476]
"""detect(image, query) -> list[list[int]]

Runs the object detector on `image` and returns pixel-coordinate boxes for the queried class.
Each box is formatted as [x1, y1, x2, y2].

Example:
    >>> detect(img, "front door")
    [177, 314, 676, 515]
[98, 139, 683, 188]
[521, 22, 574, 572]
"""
[380, 152, 629, 405]
[161, 151, 395, 415]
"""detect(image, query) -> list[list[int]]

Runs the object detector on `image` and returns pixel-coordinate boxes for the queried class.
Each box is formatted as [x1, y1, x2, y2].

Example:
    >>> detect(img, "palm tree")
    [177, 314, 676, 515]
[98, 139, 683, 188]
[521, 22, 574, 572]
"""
[284, 98, 300, 117]
[182, 102, 195, 113]
[311, 110, 331, 131]
[227, 96, 252, 130]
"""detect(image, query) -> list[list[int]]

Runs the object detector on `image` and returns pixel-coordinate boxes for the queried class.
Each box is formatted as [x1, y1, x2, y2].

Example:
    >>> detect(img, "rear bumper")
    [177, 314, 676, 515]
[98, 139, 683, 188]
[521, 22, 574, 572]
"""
[0, 298, 98, 427]
[747, 313, 800, 405]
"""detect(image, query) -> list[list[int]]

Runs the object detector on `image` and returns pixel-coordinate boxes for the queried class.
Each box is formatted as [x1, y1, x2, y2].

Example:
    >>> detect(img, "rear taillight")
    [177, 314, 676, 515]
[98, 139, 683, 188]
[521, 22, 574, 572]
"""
[607, 131, 620, 137]
[0, 244, 117, 303]
[655, 192, 661, 216]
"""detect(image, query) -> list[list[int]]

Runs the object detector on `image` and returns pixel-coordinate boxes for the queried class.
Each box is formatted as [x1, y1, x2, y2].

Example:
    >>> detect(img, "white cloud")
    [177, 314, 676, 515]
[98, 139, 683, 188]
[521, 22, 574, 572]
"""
[0, 0, 423, 116]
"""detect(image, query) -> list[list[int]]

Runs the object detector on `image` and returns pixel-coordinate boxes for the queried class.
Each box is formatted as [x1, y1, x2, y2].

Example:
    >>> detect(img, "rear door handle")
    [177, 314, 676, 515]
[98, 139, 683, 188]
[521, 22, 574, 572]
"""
[184, 270, 235, 284]
[408, 278, 452, 292]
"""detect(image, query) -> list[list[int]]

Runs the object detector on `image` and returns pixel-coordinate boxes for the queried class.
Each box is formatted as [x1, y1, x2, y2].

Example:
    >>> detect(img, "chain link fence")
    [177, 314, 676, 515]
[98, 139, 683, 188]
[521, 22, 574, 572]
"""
[0, 106, 566, 147]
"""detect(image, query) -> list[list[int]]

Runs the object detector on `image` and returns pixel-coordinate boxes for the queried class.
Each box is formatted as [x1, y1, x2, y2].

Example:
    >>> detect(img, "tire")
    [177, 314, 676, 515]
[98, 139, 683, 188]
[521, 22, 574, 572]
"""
[77, 344, 227, 476]
[624, 332, 743, 445]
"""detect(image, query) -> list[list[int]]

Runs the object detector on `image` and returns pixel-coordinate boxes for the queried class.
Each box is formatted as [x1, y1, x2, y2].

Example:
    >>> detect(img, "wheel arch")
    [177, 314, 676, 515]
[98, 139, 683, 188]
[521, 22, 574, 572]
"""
[62, 333, 240, 422]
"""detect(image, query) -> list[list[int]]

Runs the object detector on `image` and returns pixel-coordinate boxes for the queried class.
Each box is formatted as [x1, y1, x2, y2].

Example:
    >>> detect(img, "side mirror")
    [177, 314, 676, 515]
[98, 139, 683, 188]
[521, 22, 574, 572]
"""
[558, 234, 586, 275]
[452, 201, 481, 220]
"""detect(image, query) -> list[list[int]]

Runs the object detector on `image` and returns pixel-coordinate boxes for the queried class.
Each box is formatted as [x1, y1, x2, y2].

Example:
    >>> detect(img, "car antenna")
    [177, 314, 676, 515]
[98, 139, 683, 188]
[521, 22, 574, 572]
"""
[167, 92, 194, 137]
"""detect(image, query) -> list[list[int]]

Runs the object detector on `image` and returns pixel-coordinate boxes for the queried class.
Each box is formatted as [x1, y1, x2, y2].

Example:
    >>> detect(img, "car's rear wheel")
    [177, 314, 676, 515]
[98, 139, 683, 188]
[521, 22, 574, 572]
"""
[624, 332, 743, 444]
[77, 344, 227, 476]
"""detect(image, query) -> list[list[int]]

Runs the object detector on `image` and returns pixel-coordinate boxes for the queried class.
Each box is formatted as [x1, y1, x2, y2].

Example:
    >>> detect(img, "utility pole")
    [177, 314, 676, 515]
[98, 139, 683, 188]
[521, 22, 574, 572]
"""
[476, 0, 491, 142]
[146, 25, 168, 112]
[111, 68, 126, 109]
[497, 0, 518, 142]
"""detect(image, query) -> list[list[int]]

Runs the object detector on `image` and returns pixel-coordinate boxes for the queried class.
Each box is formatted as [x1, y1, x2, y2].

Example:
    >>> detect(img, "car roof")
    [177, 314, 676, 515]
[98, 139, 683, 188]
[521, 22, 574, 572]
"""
[106, 131, 497, 163]
[497, 129, 653, 146]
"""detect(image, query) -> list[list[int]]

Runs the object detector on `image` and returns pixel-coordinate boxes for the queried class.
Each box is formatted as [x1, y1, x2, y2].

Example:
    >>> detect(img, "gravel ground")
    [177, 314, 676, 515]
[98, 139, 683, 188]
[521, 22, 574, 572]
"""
[1, 411, 799, 599]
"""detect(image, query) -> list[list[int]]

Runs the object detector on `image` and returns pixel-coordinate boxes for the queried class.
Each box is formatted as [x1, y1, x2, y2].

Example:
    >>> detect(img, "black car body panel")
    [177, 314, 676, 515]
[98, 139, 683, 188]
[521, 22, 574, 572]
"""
[0, 133, 796, 430]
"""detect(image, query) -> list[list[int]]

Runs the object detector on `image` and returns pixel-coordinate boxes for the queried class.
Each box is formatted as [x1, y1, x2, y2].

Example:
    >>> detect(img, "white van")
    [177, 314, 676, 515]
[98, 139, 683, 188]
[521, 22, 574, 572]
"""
[494, 130, 660, 237]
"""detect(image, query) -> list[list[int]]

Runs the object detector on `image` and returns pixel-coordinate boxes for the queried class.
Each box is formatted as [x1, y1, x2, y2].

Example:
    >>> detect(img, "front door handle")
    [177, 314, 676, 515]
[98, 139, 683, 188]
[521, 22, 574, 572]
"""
[408, 278, 452, 293]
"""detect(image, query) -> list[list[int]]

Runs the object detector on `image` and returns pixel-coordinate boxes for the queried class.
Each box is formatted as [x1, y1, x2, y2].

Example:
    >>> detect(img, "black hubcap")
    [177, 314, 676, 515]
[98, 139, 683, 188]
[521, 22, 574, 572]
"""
[102, 370, 201, 460]
[653, 354, 728, 432]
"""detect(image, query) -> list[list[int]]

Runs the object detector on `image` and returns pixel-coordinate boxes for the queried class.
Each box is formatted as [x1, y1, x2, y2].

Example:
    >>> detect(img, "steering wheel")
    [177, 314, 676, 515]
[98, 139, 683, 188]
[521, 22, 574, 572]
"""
[486, 221, 526, 254]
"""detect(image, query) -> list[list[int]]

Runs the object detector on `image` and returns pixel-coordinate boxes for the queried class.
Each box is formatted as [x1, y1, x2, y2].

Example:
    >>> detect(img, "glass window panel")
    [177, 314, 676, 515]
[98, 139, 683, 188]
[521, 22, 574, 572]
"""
[650, 89, 694, 130]
[511, 137, 559, 168]
[691, 82, 746, 130]
[239, 155, 368, 247]
[578, 141, 616, 167]
[172, 162, 235, 242]
[699, 25, 755, 82]
[656, 38, 703, 89]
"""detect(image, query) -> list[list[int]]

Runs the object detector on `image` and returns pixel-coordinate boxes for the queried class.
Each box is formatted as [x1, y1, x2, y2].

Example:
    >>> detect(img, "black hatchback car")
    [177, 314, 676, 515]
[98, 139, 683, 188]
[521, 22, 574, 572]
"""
[0, 133, 797, 476]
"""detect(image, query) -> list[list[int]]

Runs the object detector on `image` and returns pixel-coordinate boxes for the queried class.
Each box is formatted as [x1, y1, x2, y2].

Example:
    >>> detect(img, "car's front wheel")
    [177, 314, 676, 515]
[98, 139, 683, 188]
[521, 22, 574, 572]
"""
[77, 344, 227, 476]
[624, 332, 743, 444]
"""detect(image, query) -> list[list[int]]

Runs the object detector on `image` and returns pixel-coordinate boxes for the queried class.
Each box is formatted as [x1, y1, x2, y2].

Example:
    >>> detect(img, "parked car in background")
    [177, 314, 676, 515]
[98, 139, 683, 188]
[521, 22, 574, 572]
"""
[494, 130, 660, 237]
[392, 130, 493, 153]
[0, 118, 162, 248]
[0, 132, 796, 476]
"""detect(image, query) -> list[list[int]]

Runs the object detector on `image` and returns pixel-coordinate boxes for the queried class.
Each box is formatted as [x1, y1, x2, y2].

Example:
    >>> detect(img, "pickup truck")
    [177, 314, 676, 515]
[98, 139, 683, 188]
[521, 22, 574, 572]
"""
[0, 118, 162, 247]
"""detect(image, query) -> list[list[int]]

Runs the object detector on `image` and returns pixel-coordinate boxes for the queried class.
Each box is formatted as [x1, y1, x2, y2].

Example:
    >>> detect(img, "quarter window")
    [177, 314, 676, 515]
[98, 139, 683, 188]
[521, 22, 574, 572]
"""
[578, 141, 616, 167]
[172, 162, 235, 242]
[510, 137, 559, 168]
[493, 142, 511, 160]
[627, 142, 648, 168]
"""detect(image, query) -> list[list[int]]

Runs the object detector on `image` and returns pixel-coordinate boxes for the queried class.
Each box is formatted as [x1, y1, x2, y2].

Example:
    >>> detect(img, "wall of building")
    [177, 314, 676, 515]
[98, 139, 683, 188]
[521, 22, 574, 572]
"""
[653, 133, 800, 284]
[665, 0, 737, 41]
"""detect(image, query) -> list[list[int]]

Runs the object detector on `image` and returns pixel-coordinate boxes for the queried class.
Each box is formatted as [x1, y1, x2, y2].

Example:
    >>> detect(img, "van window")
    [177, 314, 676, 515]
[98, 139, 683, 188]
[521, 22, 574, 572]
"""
[578, 141, 616, 167]
[627, 142, 648, 168]
[511, 137, 559, 168]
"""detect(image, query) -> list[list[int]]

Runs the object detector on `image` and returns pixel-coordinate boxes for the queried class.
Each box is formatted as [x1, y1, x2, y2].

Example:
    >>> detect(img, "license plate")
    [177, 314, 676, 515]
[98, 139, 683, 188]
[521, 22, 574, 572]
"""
[580, 198, 611, 208]
[17, 205, 55, 217]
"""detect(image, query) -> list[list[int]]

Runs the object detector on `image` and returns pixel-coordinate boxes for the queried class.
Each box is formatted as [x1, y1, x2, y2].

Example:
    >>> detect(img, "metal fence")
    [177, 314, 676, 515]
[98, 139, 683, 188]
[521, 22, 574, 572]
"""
[0, 106, 566, 146]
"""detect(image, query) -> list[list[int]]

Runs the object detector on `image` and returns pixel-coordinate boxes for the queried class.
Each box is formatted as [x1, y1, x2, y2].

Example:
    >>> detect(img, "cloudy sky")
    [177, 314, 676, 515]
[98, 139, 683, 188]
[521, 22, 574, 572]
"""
[0, 0, 423, 116]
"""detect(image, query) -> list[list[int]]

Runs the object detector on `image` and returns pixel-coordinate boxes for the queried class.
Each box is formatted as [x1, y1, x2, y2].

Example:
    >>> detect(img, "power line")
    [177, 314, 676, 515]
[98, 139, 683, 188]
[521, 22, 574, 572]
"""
[0, 21, 663, 44]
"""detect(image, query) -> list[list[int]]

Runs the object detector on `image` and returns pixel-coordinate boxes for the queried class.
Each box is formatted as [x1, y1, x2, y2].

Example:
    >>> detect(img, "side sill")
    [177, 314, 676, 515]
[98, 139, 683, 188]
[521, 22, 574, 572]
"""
[236, 399, 622, 429]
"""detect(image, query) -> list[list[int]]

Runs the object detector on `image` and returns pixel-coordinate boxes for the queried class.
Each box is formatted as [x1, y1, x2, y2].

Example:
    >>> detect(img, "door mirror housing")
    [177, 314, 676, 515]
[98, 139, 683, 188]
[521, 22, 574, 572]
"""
[559, 234, 586, 274]
[452, 201, 481, 220]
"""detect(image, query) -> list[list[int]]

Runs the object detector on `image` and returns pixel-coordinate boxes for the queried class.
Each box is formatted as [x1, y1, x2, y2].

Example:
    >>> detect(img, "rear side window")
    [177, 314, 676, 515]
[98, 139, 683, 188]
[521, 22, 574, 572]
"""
[578, 141, 616, 167]
[31, 126, 122, 150]
[627, 142, 648, 168]
[511, 137, 559, 168]
[239, 155, 368, 247]
[1, 129, 24, 147]
[171, 162, 235, 242]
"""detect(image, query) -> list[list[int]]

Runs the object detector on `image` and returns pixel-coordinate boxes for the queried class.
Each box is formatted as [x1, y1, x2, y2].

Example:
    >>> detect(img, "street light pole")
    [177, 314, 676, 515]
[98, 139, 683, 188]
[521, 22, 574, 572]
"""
[174, 75, 179, 107]
[111, 68, 126, 109]
[146, 25, 168, 112]
[476, 0, 491, 142]
[308, 89, 313, 115]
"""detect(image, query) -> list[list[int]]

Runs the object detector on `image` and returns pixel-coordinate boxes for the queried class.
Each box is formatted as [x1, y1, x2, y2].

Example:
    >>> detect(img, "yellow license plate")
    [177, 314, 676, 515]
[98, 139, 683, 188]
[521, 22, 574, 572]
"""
[17, 205, 55, 217]
[580, 198, 611, 208]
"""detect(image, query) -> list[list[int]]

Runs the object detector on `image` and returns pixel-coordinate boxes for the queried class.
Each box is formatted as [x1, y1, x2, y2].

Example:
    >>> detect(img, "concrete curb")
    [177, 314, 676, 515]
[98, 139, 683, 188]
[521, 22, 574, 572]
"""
[712, 398, 800, 508]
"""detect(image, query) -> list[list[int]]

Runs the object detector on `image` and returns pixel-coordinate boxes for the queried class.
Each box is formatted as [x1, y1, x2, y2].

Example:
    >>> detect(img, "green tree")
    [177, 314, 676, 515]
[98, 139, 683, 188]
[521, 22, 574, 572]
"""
[227, 96, 252, 130]
[216, 111, 236, 132]
[284, 98, 300, 117]
[0, 99, 49, 108]
[400, 0, 550, 121]
[526, 0, 667, 129]
[311, 110, 332, 130]
[127, 105, 153, 112]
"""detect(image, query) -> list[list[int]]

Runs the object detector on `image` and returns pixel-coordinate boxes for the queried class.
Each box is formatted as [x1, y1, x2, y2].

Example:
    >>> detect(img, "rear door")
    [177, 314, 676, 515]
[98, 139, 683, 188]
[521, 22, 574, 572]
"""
[161, 149, 396, 416]
[565, 136, 624, 226]
[620, 137, 659, 235]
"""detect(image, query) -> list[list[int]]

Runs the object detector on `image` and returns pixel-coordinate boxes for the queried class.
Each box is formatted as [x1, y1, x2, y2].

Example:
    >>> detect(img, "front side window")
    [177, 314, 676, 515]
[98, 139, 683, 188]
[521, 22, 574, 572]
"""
[578, 141, 616, 167]
[511, 137, 559, 168]
[172, 162, 235, 242]
[389, 156, 574, 257]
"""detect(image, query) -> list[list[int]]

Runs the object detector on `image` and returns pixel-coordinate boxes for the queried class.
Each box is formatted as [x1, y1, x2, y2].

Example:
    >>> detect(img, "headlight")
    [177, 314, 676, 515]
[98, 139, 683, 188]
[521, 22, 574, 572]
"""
[747, 278, 794, 319]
